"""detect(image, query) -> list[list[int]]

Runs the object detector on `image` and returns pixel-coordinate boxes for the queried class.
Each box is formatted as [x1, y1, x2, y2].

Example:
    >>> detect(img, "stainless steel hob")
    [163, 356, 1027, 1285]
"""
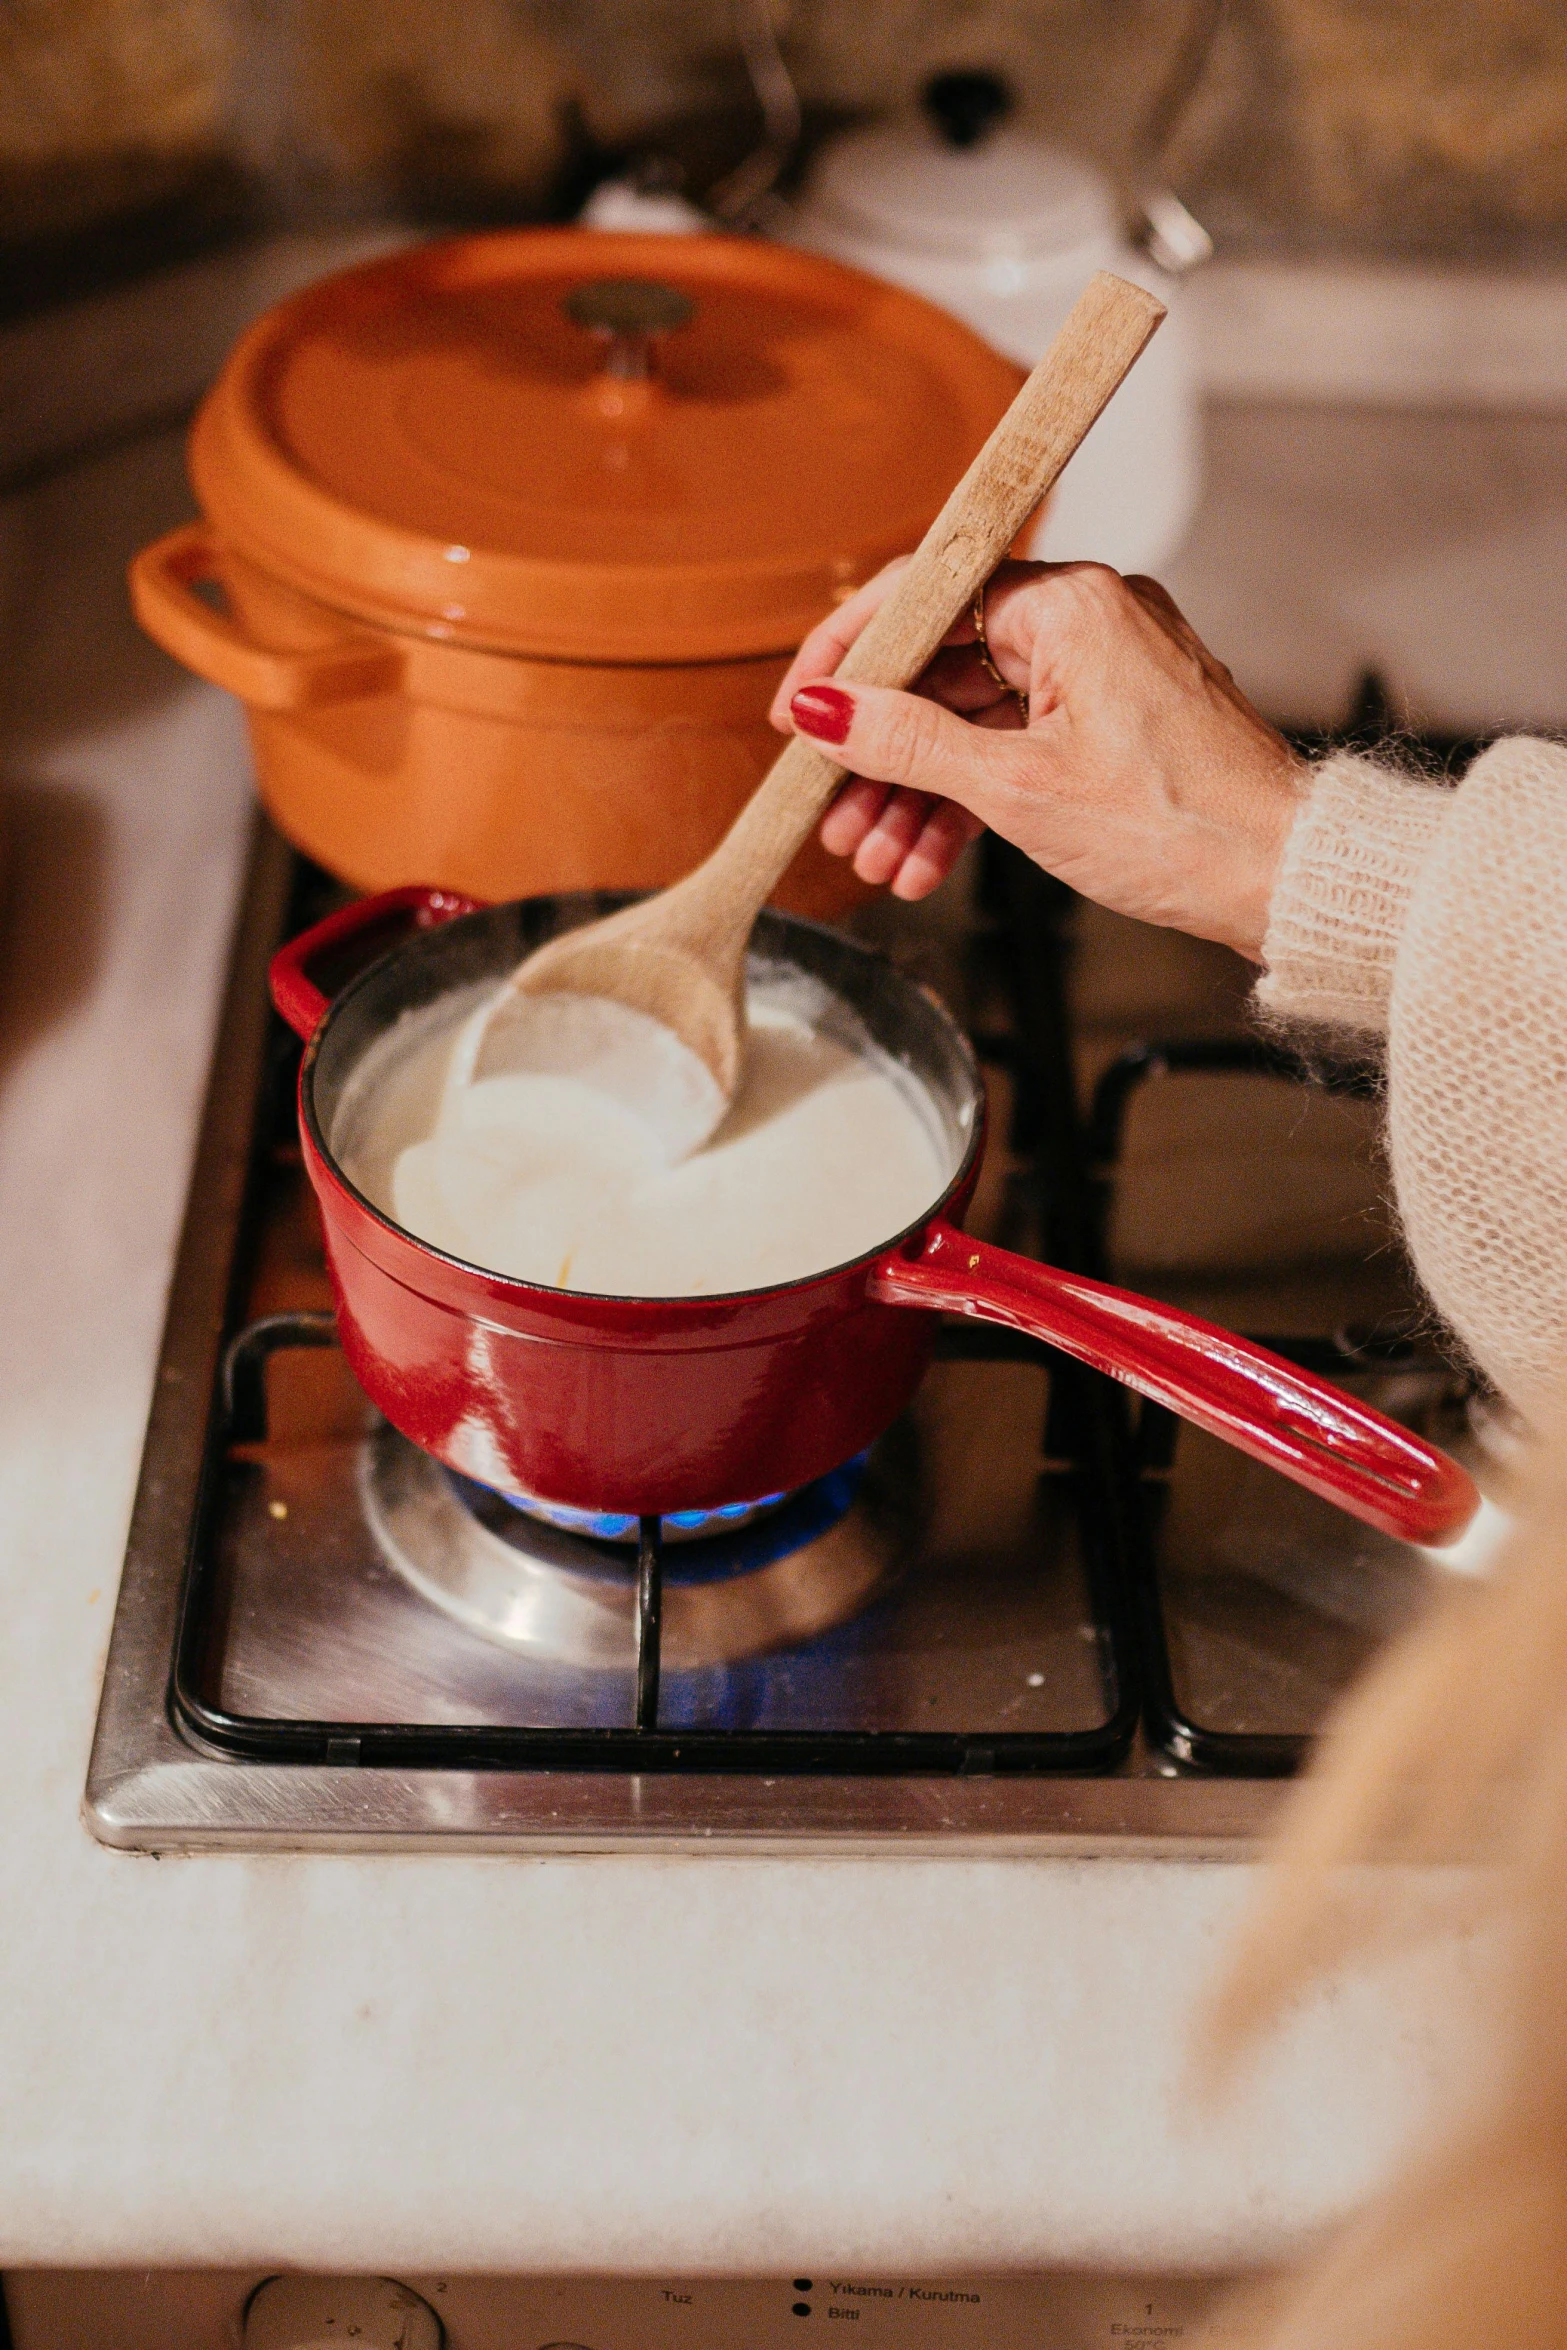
[88, 708, 1486, 1851]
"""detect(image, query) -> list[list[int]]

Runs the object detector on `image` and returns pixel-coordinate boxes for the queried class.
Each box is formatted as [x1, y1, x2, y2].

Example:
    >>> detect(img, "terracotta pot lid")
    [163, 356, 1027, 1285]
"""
[189, 229, 1023, 664]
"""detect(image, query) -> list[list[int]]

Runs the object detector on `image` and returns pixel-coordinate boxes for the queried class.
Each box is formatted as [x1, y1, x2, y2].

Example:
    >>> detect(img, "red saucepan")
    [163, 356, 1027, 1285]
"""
[270, 887, 1480, 1545]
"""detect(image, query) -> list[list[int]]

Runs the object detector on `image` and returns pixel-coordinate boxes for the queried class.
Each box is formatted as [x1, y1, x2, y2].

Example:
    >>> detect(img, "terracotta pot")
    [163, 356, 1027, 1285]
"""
[270, 886, 1480, 1546]
[130, 230, 1024, 915]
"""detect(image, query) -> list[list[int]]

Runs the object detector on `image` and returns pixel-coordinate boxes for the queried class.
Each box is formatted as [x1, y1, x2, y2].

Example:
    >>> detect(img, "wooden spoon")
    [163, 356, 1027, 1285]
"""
[474, 270, 1166, 1152]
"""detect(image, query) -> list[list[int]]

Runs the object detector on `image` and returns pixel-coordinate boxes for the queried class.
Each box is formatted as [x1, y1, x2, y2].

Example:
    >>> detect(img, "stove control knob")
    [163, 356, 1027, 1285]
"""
[244, 2275, 443, 2350]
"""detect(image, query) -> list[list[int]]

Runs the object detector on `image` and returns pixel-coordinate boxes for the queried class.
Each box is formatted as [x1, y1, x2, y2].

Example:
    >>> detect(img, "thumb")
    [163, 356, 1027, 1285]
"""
[789, 680, 1018, 815]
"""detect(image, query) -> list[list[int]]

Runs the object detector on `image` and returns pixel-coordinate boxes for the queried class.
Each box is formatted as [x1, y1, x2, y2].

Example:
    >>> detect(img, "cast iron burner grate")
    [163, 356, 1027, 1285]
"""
[172, 1298, 1142, 1773]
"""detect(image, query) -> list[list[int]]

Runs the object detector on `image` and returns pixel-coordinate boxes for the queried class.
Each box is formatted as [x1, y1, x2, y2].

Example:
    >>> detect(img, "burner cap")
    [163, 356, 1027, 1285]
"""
[362, 1427, 912, 1667]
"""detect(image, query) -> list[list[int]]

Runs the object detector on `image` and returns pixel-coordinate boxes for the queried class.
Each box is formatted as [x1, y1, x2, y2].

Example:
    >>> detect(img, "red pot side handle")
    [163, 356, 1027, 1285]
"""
[870, 1222, 1480, 1547]
[269, 885, 484, 1040]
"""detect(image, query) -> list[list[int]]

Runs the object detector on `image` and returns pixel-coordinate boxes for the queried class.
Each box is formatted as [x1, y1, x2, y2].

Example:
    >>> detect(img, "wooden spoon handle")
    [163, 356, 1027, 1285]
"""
[686, 270, 1167, 921]
[835, 271, 1168, 692]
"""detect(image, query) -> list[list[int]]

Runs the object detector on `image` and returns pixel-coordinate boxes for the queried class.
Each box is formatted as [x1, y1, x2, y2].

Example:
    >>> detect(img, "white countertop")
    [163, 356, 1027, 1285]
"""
[0, 360, 1539, 2277]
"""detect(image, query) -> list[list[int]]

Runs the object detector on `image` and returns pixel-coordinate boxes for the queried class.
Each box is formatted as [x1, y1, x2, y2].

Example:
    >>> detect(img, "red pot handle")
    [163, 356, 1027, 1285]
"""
[870, 1221, 1479, 1547]
[269, 885, 484, 1041]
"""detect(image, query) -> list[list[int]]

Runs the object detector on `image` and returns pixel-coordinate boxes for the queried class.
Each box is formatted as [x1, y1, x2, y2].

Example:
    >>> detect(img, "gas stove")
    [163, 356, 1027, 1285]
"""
[87, 708, 1485, 1851]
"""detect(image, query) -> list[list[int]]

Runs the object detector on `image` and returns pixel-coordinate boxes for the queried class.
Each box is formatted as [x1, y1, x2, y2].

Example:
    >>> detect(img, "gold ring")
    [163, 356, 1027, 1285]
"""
[971, 586, 1029, 724]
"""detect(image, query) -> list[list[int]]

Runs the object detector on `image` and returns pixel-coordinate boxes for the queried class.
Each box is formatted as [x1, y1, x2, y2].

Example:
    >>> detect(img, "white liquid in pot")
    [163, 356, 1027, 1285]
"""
[332, 972, 957, 1297]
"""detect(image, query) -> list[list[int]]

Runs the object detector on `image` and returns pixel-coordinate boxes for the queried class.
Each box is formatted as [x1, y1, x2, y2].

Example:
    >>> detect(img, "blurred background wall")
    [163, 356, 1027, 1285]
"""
[5, 0, 1567, 318]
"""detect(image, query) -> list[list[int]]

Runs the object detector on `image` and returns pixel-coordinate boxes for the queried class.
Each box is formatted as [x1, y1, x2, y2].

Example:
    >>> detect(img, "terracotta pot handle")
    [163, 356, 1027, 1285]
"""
[870, 1222, 1479, 1546]
[129, 523, 404, 711]
[269, 885, 483, 1041]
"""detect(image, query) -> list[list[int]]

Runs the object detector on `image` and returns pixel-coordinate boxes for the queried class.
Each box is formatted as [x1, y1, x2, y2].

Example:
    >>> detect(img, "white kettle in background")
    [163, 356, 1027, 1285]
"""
[790, 71, 1206, 578]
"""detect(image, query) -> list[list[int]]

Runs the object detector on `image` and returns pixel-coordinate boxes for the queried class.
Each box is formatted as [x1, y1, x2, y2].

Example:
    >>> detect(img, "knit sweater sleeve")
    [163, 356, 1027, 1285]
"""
[1257, 737, 1567, 1418]
[1254, 751, 1453, 1034]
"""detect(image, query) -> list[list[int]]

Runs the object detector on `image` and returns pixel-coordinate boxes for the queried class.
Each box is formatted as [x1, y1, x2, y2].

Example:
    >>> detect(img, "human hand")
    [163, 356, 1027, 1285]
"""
[769, 559, 1304, 960]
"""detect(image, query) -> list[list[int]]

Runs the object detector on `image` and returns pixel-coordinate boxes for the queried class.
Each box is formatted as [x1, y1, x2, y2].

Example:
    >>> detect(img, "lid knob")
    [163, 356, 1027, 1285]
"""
[921, 69, 1014, 150]
[564, 277, 696, 381]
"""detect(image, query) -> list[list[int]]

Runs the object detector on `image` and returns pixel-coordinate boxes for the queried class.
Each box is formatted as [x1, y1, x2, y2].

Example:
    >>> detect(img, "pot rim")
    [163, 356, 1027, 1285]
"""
[298, 901, 988, 1316]
[199, 534, 810, 678]
[191, 228, 1026, 666]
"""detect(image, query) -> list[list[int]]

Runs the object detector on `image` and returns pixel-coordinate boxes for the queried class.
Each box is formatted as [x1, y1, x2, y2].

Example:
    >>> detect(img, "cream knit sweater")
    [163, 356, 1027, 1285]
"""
[1257, 737, 1567, 1421]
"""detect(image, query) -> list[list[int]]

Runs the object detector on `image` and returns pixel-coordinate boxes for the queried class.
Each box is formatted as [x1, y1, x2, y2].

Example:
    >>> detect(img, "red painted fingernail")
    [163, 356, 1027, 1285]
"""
[790, 684, 854, 746]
